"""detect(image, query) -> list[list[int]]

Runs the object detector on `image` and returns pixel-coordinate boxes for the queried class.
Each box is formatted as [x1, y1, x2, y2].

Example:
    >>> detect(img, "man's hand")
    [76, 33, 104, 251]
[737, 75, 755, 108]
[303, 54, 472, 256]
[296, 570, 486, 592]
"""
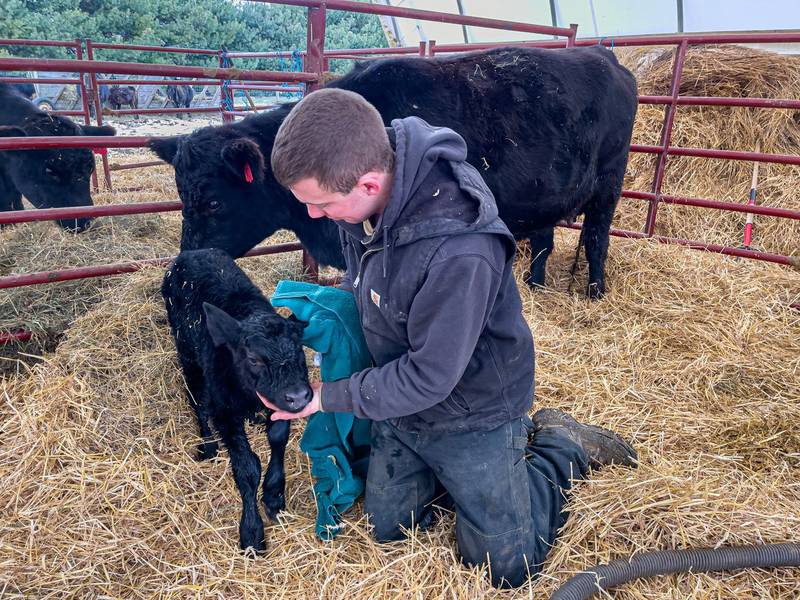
[258, 381, 322, 421]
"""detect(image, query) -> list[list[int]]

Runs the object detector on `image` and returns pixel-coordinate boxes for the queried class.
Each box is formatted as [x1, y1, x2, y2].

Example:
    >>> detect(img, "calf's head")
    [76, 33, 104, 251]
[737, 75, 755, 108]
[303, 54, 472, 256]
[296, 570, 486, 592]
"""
[150, 124, 295, 258]
[203, 302, 312, 413]
[0, 115, 115, 231]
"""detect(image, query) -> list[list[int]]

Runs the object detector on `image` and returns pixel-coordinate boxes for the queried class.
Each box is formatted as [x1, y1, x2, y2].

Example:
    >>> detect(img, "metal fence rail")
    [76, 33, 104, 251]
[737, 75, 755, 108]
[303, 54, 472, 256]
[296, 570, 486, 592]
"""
[1, 7, 798, 345]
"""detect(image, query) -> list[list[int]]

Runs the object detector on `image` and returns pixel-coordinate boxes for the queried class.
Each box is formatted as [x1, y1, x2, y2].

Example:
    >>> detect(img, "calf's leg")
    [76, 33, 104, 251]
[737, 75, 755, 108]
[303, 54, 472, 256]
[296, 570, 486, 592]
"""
[182, 362, 217, 460]
[262, 419, 290, 521]
[216, 418, 266, 552]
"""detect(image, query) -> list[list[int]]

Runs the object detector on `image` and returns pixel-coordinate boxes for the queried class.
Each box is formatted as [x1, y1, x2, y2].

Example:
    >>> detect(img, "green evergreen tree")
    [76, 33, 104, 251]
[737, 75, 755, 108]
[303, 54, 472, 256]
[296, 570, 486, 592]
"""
[0, 0, 388, 68]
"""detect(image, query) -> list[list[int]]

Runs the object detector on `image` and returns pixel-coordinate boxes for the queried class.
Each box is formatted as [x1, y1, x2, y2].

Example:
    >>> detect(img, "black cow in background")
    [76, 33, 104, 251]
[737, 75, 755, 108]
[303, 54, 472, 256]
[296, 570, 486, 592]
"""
[162, 248, 312, 552]
[11, 82, 35, 100]
[107, 85, 138, 111]
[151, 45, 638, 298]
[166, 84, 194, 115]
[0, 83, 116, 230]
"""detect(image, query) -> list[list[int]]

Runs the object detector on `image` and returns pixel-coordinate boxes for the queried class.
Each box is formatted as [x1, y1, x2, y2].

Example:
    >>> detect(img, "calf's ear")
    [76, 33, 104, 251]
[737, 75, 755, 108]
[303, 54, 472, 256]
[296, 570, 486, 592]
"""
[149, 136, 182, 164]
[81, 124, 116, 136]
[221, 138, 265, 184]
[287, 313, 308, 332]
[203, 302, 242, 347]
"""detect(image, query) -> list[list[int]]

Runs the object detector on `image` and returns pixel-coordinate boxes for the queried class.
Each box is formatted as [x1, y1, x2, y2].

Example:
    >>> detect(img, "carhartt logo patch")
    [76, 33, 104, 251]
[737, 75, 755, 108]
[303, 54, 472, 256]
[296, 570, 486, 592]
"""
[370, 289, 381, 307]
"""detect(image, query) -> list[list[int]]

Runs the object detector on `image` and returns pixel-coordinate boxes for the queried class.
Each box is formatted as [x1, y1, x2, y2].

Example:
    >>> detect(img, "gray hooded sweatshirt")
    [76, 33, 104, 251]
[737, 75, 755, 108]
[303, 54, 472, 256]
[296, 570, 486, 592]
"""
[322, 116, 534, 433]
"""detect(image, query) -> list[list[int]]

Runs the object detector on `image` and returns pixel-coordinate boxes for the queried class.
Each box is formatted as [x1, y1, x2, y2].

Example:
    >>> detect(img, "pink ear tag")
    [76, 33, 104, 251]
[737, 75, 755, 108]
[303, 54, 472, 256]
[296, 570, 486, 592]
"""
[243, 162, 254, 183]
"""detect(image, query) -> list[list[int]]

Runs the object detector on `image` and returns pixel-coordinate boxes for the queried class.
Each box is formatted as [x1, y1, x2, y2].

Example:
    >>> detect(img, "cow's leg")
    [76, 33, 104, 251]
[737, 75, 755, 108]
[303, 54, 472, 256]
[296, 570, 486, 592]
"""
[182, 361, 218, 460]
[216, 417, 266, 552]
[524, 227, 555, 288]
[262, 419, 290, 521]
[582, 180, 621, 299]
[0, 171, 22, 220]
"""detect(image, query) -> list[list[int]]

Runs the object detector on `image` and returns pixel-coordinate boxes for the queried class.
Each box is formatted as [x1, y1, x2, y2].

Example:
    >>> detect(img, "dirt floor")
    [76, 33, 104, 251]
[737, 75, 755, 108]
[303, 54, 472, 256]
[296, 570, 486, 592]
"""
[107, 113, 222, 139]
[1, 46, 799, 599]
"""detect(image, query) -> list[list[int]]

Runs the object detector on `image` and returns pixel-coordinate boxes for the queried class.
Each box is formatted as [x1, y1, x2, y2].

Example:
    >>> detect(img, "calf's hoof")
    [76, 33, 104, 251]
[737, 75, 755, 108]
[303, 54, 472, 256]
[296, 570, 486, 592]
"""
[240, 528, 267, 554]
[587, 281, 605, 300]
[262, 492, 286, 522]
[196, 440, 219, 461]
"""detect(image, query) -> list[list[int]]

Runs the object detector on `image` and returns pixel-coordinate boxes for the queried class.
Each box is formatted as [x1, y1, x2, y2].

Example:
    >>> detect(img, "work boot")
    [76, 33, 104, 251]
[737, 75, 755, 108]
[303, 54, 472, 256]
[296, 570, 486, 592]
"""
[531, 408, 638, 469]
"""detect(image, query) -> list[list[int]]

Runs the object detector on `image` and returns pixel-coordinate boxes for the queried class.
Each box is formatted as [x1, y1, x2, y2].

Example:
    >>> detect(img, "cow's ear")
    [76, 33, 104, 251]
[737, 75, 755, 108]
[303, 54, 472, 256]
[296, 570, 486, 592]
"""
[81, 124, 116, 136]
[202, 302, 242, 348]
[221, 137, 265, 184]
[149, 136, 182, 164]
[0, 126, 26, 138]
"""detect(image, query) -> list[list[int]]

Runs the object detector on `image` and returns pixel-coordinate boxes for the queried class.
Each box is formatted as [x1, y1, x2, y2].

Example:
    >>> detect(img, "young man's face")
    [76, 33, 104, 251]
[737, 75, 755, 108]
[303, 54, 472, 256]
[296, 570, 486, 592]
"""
[289, 173, 390, 224]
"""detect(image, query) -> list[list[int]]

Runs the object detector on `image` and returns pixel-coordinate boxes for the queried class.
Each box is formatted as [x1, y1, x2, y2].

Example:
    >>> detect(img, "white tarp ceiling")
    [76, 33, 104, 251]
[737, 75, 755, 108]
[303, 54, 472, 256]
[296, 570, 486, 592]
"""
[371, 0, 800, 52]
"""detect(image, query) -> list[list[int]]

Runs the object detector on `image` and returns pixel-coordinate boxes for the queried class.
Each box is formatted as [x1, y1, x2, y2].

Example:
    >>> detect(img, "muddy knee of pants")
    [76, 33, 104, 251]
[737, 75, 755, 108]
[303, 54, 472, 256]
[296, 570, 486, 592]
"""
[456, 513, 537, 588]
[365, 479, 427, 542]
[364, 421, 437, 542]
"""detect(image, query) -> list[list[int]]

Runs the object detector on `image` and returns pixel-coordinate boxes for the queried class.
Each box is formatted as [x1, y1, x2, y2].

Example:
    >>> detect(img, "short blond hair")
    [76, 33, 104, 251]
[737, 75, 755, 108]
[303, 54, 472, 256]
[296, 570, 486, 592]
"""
[271, 88, 394, 193]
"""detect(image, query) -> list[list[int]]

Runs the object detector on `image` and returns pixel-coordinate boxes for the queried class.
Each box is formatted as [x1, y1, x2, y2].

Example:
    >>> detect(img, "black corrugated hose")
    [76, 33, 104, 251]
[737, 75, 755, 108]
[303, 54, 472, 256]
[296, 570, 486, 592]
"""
[550, 542, 800, 599]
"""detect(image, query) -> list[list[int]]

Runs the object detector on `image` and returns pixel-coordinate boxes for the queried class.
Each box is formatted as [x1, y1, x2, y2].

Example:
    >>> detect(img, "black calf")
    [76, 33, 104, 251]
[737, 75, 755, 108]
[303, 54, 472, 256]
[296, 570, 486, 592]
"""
[162, 248, 312, 551]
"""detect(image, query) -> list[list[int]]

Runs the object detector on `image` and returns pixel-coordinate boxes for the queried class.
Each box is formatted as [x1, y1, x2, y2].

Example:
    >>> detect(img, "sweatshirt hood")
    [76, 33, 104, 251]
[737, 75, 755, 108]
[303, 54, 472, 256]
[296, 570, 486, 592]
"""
[338, 117, 509, 279]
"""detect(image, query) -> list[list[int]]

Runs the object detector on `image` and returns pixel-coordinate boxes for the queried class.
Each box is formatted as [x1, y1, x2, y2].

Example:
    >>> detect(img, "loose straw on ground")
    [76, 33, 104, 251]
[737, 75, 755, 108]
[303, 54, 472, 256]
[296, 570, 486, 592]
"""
[0, 47, 799, 599]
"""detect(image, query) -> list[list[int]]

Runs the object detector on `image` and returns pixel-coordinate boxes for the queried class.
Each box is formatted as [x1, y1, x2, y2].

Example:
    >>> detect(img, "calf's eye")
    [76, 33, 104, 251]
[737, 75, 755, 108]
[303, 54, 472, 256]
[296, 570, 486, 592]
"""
[209, 200, 221, 211]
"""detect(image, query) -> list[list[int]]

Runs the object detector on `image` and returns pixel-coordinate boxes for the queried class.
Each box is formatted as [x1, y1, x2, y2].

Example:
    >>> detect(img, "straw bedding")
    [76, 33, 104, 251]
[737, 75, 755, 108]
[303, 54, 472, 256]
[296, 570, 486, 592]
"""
[1, 231, 798, 598]
[0, 46, 799, 598]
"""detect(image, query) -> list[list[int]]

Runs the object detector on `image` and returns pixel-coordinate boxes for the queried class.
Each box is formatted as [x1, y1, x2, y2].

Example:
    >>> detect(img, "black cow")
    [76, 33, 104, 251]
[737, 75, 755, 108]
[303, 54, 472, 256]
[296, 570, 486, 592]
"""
[166, 84, 194, 111]
[151, 45, 638, 297]
[0, 83, 116, 230]
[11, 82, 35, 100]
[107, 85, 138, 111]
[162, 248, 312, 552]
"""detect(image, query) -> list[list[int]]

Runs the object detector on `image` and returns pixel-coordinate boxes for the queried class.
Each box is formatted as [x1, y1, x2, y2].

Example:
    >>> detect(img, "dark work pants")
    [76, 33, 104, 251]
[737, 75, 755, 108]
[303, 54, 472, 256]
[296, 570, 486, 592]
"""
[364, 416, 590, 588]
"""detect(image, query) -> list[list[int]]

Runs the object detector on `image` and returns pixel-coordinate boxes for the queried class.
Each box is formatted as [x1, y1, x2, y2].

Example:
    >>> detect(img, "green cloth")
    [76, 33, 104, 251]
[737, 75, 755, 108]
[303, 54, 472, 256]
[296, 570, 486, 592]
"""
[271, 280, 372, 540]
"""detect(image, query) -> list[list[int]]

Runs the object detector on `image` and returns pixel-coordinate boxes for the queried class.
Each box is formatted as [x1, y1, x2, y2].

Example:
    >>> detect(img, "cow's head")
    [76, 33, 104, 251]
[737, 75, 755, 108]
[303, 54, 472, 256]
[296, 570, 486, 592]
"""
[150, 124, 297, 258]
[0, 115, 115, 231]
[202, 302, 312, 414]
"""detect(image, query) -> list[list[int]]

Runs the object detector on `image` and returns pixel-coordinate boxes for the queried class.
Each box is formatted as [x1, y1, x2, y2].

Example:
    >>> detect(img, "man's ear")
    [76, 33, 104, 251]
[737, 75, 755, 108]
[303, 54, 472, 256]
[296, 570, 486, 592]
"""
[221, 138, 265, 184]
[203, 302, 242, 347]
[149, 135, 182, 164]
[81, 124, 116, 136]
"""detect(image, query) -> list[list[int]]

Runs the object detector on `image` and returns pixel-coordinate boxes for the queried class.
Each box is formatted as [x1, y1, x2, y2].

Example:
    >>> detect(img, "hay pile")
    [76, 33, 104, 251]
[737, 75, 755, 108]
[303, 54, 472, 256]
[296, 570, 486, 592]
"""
[1, 228, 798, 598]
[616, 45, 800, 258]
